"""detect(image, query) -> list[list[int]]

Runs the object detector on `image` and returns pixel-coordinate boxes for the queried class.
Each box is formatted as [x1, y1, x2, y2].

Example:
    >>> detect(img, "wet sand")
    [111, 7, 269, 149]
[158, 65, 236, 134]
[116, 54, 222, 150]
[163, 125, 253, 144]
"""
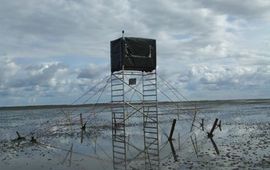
[161, 122, 270, 169]
[0, 100, 270, 169]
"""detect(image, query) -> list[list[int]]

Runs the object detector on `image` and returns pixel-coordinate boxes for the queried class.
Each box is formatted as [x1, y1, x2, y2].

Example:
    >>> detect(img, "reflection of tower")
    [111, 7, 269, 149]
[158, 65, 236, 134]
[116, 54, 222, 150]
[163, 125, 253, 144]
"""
[111, 70, 127, 170]
[111, 33, 159, 169]
[142, 71, 159, 169]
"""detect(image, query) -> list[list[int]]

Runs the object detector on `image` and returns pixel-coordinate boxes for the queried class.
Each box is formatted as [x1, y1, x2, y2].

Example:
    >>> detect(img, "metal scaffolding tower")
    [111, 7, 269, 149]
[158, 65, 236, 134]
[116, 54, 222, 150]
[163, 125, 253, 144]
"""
[111, 35, 159, 169]
[111, 70, 127, 170]
[142, 71, 159, 169]
[111, 70, 159, 169]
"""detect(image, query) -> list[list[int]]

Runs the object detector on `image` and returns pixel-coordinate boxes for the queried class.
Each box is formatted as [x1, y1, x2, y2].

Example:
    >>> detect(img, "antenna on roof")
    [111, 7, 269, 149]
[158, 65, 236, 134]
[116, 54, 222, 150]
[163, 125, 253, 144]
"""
[122, 30, 125, 38]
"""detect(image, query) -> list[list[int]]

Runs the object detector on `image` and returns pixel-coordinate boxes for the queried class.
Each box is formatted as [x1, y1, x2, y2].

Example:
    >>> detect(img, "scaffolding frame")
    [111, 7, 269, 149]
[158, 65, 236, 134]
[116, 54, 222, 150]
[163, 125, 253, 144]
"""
[111, 69, 159, 170]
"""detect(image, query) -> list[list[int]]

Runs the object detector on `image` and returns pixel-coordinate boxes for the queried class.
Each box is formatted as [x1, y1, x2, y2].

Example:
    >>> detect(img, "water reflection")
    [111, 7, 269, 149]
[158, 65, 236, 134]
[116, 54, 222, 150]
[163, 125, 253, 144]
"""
[1, 115, 199, 170]
[61, 144, 73, 167]
[112, 114, 161, 169]
[112, 132, 161, 170]
[111, 122, 190, 169]
[168, 140, 177, 161]
[2, 100, 269, 169]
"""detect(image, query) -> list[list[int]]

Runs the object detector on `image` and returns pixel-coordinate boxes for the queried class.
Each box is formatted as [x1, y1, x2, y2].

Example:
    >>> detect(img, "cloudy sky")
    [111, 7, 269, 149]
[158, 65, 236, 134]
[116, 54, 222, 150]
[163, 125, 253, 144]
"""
[1, 0, 270, 106]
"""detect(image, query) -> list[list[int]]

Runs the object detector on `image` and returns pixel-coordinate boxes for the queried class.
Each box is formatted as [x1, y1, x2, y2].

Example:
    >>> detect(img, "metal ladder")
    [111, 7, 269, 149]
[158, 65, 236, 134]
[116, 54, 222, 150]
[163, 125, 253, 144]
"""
[111, 71, 127, 170]
[143, 71, 159, 169]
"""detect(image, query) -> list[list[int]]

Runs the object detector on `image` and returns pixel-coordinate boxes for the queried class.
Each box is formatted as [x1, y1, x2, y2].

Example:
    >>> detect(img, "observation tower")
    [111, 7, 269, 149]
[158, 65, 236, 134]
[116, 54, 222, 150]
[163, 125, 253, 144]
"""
[111, 32, 159, 169]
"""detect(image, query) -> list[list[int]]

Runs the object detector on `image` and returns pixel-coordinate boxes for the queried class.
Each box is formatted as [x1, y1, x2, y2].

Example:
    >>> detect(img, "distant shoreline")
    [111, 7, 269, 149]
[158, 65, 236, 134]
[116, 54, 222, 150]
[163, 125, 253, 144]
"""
[0, 98, 269, 111]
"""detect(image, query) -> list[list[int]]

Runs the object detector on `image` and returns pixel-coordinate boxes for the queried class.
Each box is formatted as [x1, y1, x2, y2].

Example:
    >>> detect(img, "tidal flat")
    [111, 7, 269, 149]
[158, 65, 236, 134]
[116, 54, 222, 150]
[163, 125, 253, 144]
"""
[0, 99, 269, 169]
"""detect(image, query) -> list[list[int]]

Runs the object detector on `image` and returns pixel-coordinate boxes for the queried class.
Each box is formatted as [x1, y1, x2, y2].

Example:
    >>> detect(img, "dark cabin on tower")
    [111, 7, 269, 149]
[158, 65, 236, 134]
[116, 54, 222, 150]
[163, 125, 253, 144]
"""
[110, 37, 156, 73]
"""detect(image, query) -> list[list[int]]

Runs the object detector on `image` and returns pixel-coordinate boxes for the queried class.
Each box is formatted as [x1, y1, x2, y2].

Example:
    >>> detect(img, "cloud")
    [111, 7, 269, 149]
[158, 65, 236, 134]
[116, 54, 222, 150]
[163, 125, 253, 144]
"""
[77, 64, 105, 79]
[0, 0, 242, 59]
[0, 57, 109, 106]
[0, 58, 20, 84]
[172, 63, 270, 99]
[198, 0, 270, 19]
[0, 0, 270, 105]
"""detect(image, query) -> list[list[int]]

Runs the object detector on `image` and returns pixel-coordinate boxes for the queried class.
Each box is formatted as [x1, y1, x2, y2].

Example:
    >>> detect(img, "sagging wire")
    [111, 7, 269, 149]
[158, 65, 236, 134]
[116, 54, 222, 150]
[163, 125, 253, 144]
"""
[15, 71, 220, 168]
[158, 75, 189, 101]
[156, 85, 197, 124]
[158, 74, 211, 121]
[64, 76, 111, 123]
[62, 75, 111, 116]
[24, 75, 111, 139]
[84, 76, 111, 114]
[59, 76, 111, 131]
[111, 73, 198, 144]
[157, 75, 210, 131]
